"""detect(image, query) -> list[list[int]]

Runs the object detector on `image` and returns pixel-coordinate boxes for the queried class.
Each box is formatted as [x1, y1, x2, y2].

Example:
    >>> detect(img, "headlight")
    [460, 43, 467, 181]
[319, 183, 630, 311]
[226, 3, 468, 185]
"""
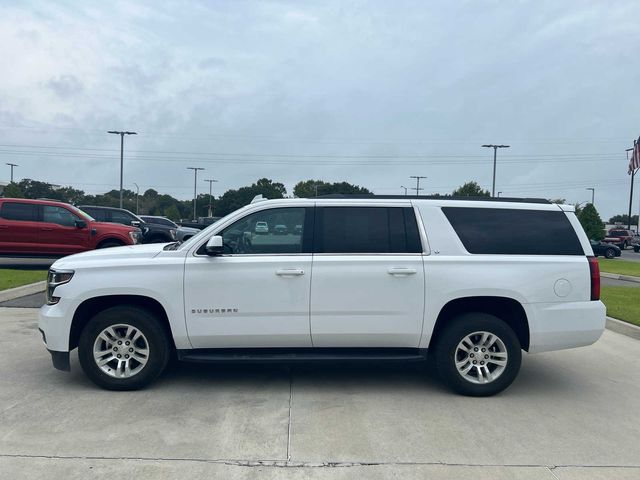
[46, 269, 74, 305]
[129, 231, 141, 244]
[170, 229, 177, 240]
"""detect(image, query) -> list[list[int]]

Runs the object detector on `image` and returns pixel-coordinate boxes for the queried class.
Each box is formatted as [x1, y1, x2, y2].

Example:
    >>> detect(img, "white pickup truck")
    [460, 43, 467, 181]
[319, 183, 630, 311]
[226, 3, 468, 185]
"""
[39, 196, 605, 396]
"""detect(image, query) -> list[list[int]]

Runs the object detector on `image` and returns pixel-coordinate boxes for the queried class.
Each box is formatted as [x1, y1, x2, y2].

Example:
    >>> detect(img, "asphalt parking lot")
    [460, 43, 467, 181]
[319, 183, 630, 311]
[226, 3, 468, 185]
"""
[619, 249, 640, 262]
[1, 307, 639, 479]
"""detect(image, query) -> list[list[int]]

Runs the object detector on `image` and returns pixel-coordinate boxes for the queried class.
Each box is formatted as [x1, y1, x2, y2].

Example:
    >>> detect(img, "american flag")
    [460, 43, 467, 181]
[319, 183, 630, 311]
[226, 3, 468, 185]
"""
[629, 137, 640, 175]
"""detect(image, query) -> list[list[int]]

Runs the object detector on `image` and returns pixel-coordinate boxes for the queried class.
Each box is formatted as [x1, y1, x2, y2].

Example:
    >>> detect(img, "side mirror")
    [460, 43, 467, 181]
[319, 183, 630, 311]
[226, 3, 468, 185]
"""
[205, 235, 224, 256]
[75, 220, 87, 229]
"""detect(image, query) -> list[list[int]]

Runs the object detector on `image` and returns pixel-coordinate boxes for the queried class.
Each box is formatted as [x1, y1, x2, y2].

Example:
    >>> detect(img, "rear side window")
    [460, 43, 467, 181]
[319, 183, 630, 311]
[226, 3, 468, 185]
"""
[314, 207, 422, 253]
[0, 202, 38, 222]
[442, 207, 583, 255]
[81, 208, 105, 221]
[111, 211, 134, 225]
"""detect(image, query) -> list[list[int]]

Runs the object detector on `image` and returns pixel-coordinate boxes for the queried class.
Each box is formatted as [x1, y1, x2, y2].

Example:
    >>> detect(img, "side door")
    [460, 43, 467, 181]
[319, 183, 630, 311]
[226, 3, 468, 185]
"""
[310, 206, 426, 348]
[39, 205, 91, 254]
[184, 206, 314, 348]
[0, 201, 41, 254]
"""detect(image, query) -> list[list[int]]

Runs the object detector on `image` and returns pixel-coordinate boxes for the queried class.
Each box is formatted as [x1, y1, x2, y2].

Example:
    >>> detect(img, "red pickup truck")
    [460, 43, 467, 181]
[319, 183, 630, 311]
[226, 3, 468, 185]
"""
[0, 198, 142, 256]
[604, 229, 637, 250]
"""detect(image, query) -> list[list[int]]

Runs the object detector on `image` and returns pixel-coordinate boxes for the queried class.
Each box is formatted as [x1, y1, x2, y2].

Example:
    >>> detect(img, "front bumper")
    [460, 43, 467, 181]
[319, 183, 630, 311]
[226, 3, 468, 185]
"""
[48, 349, 70, 371]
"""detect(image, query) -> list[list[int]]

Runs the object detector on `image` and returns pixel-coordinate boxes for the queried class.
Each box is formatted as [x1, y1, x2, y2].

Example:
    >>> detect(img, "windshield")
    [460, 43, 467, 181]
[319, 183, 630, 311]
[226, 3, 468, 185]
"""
[176, 206, 250, 250]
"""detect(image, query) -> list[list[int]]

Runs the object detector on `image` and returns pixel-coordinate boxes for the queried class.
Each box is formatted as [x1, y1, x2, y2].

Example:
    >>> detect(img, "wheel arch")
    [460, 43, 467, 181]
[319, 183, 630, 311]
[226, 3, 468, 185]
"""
[429, 296, 530, 351]
[70, 295, 175, 351]
[96, 238, 126, 248]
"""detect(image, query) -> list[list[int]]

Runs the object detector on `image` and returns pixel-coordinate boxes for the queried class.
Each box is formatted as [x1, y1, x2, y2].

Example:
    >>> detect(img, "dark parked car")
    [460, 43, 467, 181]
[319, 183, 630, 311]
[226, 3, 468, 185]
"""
[78, 206, 176, 243]
[590, 240, 621, 259]
[140, 215, 199, 242]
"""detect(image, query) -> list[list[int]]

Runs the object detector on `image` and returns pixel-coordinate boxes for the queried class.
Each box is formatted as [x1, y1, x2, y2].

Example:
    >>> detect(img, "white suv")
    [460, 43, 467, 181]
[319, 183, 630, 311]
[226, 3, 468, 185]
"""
[39, 197, 605, 396]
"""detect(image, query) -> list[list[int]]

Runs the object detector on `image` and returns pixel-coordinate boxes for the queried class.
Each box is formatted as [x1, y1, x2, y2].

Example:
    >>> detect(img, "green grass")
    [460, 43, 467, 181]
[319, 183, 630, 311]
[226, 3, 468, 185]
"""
[601, 286, 640, 327]
[598, 259, 640, 277]
[0, 269, 47, 291]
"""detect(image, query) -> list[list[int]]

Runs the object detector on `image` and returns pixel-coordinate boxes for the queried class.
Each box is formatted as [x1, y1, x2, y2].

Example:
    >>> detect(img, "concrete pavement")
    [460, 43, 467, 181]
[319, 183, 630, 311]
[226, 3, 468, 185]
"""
[1, 307, 639, 479]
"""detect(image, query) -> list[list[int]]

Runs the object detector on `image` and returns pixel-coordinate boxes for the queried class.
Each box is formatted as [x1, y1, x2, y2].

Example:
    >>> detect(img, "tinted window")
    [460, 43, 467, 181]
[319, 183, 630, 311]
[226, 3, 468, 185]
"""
[610, 230, 627, 236]
[220, 208, 306, 254]
[42, 206, 79, 227]
[0, 202, 38, 222]
[80, 207, 105, 221]
[315, 207, 422, 254]
[111, 210, 135, 225]
[442, 207, 583, 255]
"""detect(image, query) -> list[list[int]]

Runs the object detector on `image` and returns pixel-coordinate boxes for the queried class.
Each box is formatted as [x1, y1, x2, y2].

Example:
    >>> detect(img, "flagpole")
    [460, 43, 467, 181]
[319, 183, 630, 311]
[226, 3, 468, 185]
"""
[629, 140, 638, 231]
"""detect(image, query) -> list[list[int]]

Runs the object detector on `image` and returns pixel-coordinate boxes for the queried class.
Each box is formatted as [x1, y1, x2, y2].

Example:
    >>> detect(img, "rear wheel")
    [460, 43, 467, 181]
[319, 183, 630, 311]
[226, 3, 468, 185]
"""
[433, 313, 522, 396]
[621, 241, 627, 250]
[605, 248, 616, 259]
[78, 306, 170, 390]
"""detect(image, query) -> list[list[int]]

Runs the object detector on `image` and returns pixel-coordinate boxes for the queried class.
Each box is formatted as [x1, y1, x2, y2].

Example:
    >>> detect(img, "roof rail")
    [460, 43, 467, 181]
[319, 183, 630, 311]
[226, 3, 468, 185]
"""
[315, 194, 551, 204]
[250, 194, 268, 204]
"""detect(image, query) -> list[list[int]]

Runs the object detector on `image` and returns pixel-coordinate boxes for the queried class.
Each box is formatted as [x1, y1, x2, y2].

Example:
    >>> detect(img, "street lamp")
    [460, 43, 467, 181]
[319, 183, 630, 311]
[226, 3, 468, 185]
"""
[108, 130, 137, 208]
[187, 167, 205, 221]
[133, 183, 140, 214]
[6, 163, 18, 182]
[204, 179, 218, 217]
[400, 185, 408, 196]
[482, 144, 510, 197]
[497, 191, 502, 197]
[409, 176, 427, 195]
[586, 187, 595, 205]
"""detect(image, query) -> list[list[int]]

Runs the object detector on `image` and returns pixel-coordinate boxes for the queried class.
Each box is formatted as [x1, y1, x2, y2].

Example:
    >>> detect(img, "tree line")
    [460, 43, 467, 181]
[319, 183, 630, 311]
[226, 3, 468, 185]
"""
[1, 178, 626, 237]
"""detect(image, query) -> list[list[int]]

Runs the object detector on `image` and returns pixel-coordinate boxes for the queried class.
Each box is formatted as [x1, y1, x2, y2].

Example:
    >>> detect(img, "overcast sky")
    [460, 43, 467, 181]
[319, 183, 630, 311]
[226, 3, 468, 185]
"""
[1, 0, 639, 219]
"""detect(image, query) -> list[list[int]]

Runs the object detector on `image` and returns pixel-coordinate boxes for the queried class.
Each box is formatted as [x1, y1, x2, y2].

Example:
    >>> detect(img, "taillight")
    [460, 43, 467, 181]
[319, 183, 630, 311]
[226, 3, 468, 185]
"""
[587, 256, 600, 301]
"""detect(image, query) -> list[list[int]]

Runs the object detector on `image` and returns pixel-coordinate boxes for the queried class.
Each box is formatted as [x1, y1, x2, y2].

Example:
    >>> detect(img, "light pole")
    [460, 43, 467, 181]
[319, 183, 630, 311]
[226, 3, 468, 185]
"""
[108, 130, 137, 208]
[187, 167, 205, 221]
[482, 144, 510, 197]
[628, 146, 637, 230]
[204, 179, 218, 217]
[401, 185, 408, 196]
[6, 163, 18, 182]
[409, 176, 427, 195]
[586, 187, 595, 205]
[133, 183, 140, 214]
[497, 191, 502, 197]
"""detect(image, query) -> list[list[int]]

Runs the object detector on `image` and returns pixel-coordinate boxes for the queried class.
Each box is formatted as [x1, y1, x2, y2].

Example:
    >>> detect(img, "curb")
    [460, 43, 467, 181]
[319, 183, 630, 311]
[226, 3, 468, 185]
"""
[0, 281, 46, 303]
[606, 316, 640, 341]
[600, 272, 640, 284]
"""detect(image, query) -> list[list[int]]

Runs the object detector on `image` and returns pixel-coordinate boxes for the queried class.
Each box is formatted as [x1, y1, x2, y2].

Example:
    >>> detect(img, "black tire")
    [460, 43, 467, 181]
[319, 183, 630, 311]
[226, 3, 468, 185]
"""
[635, 245, 640, 253]
[97, 240, 124, 249]
[621, 241, 627, 250]
[78, 306, 171, 390]
[604, 248, 616, 259]
[432, 313, 522, 397]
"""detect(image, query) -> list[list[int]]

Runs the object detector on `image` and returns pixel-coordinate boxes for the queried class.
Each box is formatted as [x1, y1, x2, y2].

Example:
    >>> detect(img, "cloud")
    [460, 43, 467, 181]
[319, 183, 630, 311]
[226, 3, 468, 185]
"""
[46, 74, 84, 99]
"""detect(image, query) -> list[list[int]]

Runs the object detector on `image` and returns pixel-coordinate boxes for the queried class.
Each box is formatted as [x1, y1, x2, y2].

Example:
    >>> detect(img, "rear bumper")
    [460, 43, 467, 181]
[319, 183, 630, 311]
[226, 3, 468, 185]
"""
[527, 300, 606, 353]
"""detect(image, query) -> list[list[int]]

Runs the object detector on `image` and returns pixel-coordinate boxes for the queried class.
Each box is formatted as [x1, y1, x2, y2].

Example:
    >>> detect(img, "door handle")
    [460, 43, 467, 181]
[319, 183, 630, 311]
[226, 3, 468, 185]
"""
[41, 227, 53, 231]
[388, 267, 417, 276]
[276, 268, 305, 276]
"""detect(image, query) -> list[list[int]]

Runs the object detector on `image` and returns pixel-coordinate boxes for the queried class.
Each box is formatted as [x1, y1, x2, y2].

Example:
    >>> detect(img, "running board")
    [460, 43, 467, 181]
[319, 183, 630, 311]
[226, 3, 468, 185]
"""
[177, 348, 428, 364]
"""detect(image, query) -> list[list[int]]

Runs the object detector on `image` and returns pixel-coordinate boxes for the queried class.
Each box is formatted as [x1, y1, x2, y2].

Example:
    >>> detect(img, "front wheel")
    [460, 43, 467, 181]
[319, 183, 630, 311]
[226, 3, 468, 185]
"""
[605, 248, 616, 259]
[78, 306, 170, 390]
[432, 313, 522, 396]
